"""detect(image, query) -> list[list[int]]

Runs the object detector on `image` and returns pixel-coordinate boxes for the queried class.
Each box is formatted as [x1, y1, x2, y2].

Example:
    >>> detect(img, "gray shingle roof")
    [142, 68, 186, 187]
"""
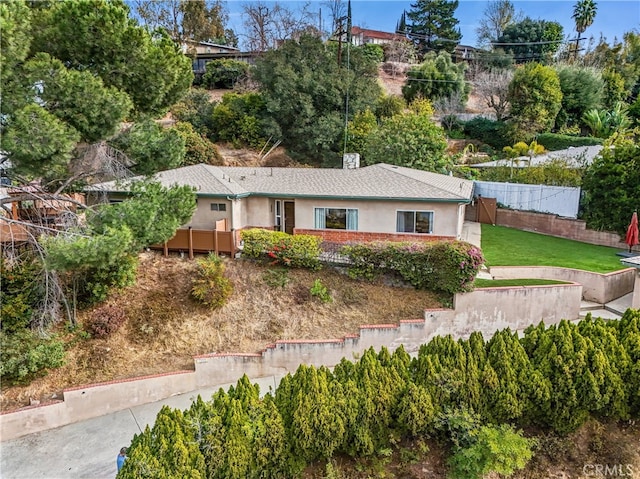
[86, 163, 473, 202]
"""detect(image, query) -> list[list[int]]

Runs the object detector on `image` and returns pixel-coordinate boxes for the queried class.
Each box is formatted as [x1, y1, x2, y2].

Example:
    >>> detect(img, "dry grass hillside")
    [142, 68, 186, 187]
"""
[0, 252, 442, 412]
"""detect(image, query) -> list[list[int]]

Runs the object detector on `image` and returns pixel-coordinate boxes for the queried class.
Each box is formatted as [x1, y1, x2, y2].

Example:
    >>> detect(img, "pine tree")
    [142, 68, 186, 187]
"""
[406, 0, 462, 55]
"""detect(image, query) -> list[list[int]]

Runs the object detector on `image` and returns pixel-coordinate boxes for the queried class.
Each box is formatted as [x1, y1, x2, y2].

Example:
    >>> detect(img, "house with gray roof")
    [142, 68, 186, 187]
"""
[86, 160, 474, 245]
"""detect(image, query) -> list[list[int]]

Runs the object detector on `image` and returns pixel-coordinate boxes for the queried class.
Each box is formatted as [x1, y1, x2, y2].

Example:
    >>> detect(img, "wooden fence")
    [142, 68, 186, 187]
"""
[152, 227, 237, 259]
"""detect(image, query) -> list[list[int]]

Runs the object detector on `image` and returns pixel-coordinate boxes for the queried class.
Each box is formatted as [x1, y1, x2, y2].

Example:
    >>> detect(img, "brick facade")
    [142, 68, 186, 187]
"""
[294, 228, 454, 243]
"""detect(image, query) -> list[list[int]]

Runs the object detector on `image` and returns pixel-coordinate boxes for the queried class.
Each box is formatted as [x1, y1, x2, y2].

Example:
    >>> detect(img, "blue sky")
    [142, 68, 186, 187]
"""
[225, 0, 639, 48]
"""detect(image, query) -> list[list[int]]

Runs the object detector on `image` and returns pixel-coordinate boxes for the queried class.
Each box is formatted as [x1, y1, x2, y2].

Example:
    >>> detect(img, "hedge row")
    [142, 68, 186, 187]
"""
[536, 133, 603, 151]
[240, 229, 322, 270]
[341, 240, 485, 294]
[118, 310, 640, 478]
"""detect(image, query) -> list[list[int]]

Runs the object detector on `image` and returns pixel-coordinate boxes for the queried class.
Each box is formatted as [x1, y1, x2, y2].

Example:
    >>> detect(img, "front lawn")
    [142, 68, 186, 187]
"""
[481, 224, 626, 273]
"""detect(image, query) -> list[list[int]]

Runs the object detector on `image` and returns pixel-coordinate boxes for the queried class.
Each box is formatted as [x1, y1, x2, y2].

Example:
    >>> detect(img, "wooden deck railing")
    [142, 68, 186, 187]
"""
[151, 227, 237, 259]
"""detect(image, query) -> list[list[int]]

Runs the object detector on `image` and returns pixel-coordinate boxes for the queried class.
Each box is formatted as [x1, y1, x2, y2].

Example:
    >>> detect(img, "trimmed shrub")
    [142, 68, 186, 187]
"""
[240, 229, 322, 270]
[190, 254, 233, 309]
[0, 330, 66, 384]
[85, 304, 127, 339]
[340, 240, 485, 294]
[536, 133, 602, 151]
[463, 118, 511, 149]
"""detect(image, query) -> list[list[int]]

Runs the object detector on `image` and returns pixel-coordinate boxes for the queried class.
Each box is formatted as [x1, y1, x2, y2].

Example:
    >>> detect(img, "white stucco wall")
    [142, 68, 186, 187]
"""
[293, 198, 463, 237]
[186, 198, 231, 229]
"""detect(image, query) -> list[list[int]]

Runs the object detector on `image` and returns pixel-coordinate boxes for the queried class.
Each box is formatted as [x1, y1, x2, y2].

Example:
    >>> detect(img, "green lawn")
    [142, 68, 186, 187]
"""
[475, 278, 569, 288]
[480, 224, 626, 273]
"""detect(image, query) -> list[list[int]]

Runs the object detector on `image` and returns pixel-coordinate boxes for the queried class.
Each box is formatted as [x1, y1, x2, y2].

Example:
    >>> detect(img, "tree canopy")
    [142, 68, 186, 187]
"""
[406, 0, 462, 55]
[0, 0, 192, 183]
[402, 51, 468, 103]
[252, 35, 381, 166]
[496, 17, 564, 63]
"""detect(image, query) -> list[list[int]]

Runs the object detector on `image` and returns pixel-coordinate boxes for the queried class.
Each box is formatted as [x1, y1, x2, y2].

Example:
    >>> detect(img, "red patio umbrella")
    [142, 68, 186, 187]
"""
[625, 211, 639, 253]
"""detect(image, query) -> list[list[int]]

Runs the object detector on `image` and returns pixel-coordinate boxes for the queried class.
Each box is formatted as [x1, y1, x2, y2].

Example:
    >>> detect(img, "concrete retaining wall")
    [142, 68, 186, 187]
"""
[490, 266, 634, 303]
[0, 284, 582, 442]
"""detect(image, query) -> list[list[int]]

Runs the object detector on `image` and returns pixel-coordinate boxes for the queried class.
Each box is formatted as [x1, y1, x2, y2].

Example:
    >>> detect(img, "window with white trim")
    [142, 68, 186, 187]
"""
[396, 210, 433, 234]
[314, 208, 358, 230]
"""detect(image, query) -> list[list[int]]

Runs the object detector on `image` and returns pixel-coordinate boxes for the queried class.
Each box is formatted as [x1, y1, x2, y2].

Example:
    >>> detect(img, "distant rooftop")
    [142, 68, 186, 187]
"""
[471, 145, 604, 169]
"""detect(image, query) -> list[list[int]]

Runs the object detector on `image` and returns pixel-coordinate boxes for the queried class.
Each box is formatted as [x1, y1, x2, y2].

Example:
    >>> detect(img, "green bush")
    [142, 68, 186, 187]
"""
[536, 132, 603, 151]
[240, 229, 322, 270]
[210, 92, 268, 148]
[448, 424, 534, 479]
[0, 255, 42, 333]
[310, 279, 332, 303]
[0, 330, 66, 384]
[190, 254, 233, 309]
[340, 240, 485, 294]
[463, 118, 511, 149]
[202, 59, 250, 89]
[85, 304, 127, 339]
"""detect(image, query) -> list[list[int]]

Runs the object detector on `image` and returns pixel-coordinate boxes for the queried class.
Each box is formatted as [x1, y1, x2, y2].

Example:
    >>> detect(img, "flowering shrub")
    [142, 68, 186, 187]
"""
[240, 229, 322, 270]
[85, 304, 127, 339]
[340, 240, 485, 294]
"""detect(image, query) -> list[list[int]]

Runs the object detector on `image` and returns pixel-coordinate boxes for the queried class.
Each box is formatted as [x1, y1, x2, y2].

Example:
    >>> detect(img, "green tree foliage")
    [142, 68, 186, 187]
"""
[89, 181, 196, 251]
[32, 0, 192, 117]
[406, 0, 462, 55]
[571, 0, 597, 57]
[402, 51, 468, 103]
[497, 17, 564, 63]
[536, 132, 602, 150]
[110, 120, 186, 175]
[580, 132, 640, 235]
[253, 35, 381, 166]
[362, 104, 451, 172]
[202, 59, 250, 89]
[507, 62, 563, 138]
[173, 121, 223, 166]
[0, 255, 43, 333]
[555, 64, 603, 130]
[170, 88, 217, 137]
[0, 330, 66, 384]
[345, 109, 377, 159]
[448, 424, 534, 479]
[462, 117, 511, 150]
[375, 95, 406, 119]
[240, 230, 322, 270]
[1, 0, 192, 181]
[601, 68, 628, 110]
[210, 93, 269, 149]
[583, 32, 640, 104]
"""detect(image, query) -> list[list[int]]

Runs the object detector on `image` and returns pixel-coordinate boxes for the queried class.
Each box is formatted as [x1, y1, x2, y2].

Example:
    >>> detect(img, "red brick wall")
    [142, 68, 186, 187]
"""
[465, 205, 632, 250]
[293, 228, 454, 243]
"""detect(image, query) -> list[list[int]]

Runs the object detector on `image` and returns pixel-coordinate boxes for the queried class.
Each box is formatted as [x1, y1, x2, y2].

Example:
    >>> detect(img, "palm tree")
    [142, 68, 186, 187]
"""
[572, 0, 597, 58]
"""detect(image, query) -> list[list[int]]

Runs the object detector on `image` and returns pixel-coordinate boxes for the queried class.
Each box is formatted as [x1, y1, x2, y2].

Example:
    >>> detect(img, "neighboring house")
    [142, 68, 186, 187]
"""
[86, 159, 473, 246]
[350, 26, 406, 46]
[183, 41, 254, 77]
[470, 145, 603, 169]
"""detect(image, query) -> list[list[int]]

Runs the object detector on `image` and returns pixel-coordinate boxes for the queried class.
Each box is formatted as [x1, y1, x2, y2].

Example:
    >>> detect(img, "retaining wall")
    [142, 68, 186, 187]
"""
[0, 283, 582, 442]
[490, 266, 634, 303]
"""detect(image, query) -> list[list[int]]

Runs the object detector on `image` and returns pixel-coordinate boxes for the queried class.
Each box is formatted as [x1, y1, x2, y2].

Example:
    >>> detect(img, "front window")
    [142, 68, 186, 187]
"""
[314, 208, 358, 230]
[396, 211, 433, 234]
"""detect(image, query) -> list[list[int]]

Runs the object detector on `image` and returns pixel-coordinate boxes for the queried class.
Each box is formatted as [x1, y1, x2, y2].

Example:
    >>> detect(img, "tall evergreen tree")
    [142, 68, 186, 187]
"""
[406, 0, 462, 55]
